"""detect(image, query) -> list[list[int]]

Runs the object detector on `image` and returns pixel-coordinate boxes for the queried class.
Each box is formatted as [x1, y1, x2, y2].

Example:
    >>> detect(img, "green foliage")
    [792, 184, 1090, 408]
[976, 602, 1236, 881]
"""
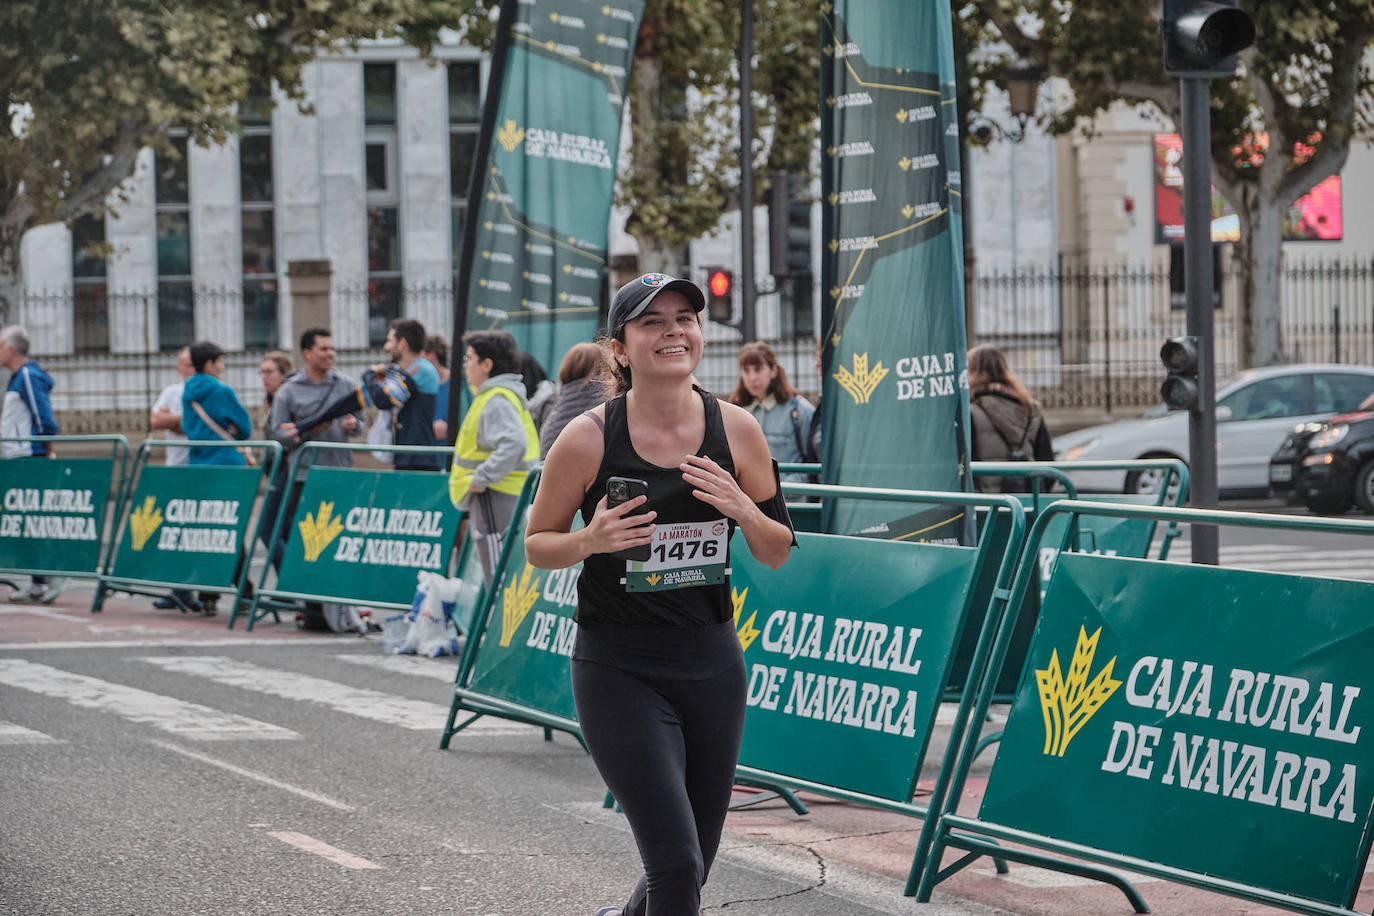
[0, 0, 460, 232]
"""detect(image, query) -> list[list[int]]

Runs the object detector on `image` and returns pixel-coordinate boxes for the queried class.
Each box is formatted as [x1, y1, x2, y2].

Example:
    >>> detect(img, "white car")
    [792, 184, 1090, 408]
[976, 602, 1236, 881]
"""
[1053, 364, 1374, 495]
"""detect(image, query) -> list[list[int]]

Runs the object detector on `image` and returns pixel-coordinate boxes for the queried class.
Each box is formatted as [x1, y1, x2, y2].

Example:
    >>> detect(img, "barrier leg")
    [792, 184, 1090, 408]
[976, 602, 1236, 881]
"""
[940, 834, 1149, 913]
[729, 779, 809, 815]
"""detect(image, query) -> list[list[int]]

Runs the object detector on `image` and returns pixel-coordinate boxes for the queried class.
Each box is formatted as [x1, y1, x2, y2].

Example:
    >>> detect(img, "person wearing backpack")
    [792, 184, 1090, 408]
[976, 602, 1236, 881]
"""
[968, 344, 1054, 493]
[727, 342, 816, 483]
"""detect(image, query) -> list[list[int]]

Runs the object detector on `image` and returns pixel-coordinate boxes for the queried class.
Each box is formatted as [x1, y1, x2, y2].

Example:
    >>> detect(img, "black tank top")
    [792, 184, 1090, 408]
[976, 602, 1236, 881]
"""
[576, 387, 736, 627]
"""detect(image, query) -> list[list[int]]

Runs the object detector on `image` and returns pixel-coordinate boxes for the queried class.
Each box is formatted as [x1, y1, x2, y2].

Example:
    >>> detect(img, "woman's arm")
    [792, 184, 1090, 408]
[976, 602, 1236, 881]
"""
[524, 411, 658, 570]
[680, 404, 795, 570]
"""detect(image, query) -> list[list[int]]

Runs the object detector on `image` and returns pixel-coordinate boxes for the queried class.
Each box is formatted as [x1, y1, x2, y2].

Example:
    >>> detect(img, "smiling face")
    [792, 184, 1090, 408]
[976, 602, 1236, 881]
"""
[613, 291, 702, 382]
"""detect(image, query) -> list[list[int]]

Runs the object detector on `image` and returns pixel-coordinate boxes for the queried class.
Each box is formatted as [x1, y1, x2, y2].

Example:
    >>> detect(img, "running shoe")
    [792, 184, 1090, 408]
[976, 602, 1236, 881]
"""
[34, 578, 66, 604]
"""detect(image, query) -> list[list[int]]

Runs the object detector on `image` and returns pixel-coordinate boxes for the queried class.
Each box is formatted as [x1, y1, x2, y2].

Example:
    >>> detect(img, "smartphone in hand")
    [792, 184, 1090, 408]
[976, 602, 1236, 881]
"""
[605, 476, 651, 561]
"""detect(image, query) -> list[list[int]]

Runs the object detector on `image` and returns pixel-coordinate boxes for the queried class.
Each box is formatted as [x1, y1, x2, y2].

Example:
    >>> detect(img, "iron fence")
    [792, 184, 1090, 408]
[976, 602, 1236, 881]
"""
[973, 254, 1374, 412]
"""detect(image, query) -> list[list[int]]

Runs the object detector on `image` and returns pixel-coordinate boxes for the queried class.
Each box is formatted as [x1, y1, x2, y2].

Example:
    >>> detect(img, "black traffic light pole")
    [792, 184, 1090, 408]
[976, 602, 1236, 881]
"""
[1161, 0, 1254, 565]
[738, 0, 757, 342]
[1180, 78, 1220, 565]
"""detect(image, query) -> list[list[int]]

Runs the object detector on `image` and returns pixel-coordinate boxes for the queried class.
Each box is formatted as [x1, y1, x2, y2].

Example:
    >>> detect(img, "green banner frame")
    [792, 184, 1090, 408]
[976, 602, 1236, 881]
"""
[914, 501, 1374, 916]
[442, 472, 1037, 886]
[94, 439, 281, 616]
[0, 436, 129, 587]
[241, 441, 461, 630]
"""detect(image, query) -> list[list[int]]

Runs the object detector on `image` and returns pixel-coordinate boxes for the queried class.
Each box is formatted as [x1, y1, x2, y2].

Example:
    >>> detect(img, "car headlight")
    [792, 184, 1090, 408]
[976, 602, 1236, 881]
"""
[1060, 438, 1100, 461]
[1309, 424, 1349, 449]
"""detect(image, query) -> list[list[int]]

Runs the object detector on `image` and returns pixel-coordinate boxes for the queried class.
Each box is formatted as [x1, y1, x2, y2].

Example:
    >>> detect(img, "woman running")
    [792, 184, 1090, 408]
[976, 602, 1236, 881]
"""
[526, 272, 796, 916]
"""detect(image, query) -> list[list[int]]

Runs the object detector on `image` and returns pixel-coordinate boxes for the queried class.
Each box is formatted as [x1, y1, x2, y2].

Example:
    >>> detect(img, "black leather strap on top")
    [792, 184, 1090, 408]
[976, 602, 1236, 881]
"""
[755, 459, 797, 547]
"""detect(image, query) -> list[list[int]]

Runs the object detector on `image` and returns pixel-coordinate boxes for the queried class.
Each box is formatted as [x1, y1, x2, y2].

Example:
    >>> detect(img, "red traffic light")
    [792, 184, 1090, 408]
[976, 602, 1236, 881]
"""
[708, 270, 732, 298]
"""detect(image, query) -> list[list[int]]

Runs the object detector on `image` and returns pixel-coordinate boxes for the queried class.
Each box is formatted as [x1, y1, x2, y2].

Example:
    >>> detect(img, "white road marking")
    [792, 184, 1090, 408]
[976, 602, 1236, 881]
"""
[0, 659, 296, 741]
[333, 653, 458, 682]
[0, 719, 60, 745]
[148, 739, 353, 811]
[266, 831, 381, 869]
[331, 654, 534, 735]
[0, 637, 345, 651]
[139, 656, 459, 731]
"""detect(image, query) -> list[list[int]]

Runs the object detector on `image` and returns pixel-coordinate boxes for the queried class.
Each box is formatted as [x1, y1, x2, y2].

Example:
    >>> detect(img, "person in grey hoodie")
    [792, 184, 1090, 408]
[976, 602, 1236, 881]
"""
[265, 328, 362, 575]
[448, 330, 539, 582]
[727, 341, 816, 484]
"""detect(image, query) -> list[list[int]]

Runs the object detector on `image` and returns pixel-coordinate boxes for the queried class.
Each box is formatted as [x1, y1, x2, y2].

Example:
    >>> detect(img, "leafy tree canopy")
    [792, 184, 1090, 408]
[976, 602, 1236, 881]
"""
[0, 0, 460, 311]
[958, 0, 1374, 365]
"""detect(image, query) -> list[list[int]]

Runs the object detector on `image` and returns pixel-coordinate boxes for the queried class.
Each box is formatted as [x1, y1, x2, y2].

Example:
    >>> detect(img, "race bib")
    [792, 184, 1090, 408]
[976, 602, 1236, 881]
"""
[624, 518, 729, 592]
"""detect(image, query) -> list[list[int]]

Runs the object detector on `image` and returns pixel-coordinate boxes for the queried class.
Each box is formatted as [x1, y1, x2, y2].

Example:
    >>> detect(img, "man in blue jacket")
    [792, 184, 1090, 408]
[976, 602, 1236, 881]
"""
[0, 325, 64, 603]
[181, 341, 252, 465]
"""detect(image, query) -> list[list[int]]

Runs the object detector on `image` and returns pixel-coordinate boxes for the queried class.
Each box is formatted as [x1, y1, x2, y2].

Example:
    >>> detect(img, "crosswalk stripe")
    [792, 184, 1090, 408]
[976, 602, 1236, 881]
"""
[0, 719, 60, 745]
[139, 656, 461, 732]
[330, 654, 537, 736]
[267, 831, 381, 869]
[0, 659, 296, 741]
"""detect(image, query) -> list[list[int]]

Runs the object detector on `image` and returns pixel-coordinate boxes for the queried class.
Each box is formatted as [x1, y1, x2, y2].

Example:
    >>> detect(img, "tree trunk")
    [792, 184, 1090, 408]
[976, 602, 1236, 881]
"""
[0, 226, 22, 329]
[1231, 182, 1287, 369]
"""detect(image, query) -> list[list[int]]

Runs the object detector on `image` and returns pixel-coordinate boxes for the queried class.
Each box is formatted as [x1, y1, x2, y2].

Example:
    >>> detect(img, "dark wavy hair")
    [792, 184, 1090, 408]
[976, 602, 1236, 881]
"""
[462, 330, 519, 377]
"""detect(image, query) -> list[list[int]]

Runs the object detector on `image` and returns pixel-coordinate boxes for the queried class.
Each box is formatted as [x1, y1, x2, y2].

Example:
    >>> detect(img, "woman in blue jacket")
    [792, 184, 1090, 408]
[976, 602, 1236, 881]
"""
[727, 341, 815, 483]
[181, 341, 253, 466]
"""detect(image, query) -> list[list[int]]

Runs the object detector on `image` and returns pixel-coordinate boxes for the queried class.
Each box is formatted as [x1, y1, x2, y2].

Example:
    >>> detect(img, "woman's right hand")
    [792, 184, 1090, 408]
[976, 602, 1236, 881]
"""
[583, 494, 656, 556]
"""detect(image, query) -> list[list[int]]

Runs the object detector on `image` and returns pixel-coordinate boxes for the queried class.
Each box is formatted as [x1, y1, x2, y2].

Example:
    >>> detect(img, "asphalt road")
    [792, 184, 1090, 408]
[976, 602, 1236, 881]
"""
[0, 613, 1003, 916]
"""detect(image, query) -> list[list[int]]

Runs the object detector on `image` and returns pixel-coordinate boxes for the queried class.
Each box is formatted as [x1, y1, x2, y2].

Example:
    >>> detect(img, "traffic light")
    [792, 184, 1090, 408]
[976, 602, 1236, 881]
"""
[1160, 0, 1255, 76]
[706, 268, 733, 323]
[1160, 336, 1201, 410]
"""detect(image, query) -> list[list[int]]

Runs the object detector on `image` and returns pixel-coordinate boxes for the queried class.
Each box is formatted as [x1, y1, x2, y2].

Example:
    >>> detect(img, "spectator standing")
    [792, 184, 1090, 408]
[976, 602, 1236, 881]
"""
[181, 342, 252, 466]
[448, 330, 538, 582]
[266, 328, 360, 550]
[539, 342, 607, 457]
[727, 342, 815, 483]
[373, 318, 442, 469]
[518, 351, 558, 433]
[423, 333, 452, 441]
[0, 325, 64, 603]
[258, 350, 292, 438]
[968, 344, 1054, 493]
[150, 346, 193, 466]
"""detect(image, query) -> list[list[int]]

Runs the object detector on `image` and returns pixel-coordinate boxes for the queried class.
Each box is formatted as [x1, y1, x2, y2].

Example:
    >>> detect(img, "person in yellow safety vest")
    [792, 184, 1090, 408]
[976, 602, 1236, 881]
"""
[449, 329, 539, 582]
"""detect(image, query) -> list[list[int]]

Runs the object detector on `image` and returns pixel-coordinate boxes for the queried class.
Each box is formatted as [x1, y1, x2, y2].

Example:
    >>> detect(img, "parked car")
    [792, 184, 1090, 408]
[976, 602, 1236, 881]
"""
[1052, 364, 1374, 496]
[1269, 392, 1374, 514]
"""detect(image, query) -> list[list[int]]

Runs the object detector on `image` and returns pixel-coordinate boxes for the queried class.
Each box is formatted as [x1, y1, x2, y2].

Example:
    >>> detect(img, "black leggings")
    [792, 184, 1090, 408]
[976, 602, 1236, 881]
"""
[571, 622, 747, 916]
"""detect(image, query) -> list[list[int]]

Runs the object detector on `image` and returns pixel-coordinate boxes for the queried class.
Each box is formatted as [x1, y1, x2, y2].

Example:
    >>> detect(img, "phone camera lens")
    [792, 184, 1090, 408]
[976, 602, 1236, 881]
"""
[608, 481, 626, 500]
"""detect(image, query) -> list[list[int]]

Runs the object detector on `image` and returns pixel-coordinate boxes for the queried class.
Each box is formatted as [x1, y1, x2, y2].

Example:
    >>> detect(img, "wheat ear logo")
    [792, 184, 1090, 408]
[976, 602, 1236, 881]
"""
[645, 572, 662, 587]
[834, 352, 889, 404]
[500, 563, 541, 647]
[497, 119, 526, 153]
[732, 587, 760, 651]
[128, 496, 163, 551]
[1036, 626, 1122, 757]
[298, 502, 344, 562]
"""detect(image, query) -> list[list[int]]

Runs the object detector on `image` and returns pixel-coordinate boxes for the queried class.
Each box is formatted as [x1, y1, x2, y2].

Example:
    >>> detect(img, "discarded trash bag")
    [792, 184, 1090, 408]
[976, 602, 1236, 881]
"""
[393, 571, 462, 657]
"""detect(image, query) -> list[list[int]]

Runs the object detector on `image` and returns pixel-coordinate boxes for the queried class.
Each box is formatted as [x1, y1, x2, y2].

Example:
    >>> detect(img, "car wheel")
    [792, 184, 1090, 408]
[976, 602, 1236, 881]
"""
[1123, 454, 1183, 497]
[1305, 493, 1352, 516]
[1355, 460, 1374, 515]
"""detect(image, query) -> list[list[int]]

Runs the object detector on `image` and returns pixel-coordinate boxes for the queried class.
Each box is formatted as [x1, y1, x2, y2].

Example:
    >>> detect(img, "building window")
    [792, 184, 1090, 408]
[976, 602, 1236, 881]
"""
[71, 214, 109, 353]
[364, 63, 401, 346]
[241, 91, 277, 350]
[448, 61, 481, 273]
[155, 133, 193, 351]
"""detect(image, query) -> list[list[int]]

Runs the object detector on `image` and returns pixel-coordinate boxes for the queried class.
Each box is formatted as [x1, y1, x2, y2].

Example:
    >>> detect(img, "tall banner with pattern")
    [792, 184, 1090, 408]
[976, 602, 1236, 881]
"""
[453, 0, 645, 390]
[819, 0, 971, 540]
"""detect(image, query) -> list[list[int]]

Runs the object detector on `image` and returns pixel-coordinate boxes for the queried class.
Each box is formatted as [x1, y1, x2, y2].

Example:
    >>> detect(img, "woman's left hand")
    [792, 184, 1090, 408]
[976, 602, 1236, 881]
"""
[681, 454, 753, 521]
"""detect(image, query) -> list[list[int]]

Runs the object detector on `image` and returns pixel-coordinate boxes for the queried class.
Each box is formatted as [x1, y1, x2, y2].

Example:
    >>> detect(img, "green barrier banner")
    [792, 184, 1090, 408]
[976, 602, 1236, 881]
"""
[0, 458, 114, 574]
[455, 0, 645, 384]
[819, 0, 970, 539]
[110, 466, 260, 587]
[274, 467, 462, 605]
[980, 553, 1374, 907]
[733, 532, 978, 801]
[466, 507, 582, 722]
